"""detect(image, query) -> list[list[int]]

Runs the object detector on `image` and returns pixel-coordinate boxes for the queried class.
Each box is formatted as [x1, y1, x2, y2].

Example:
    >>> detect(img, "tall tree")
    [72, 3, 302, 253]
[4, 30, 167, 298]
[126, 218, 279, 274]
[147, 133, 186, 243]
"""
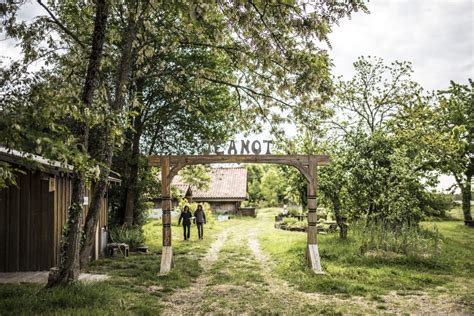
[48, 0, 109, 286]
[80, 1, 143, 265]
[436, 80, 473, 224]
[393, 80, 473, 225]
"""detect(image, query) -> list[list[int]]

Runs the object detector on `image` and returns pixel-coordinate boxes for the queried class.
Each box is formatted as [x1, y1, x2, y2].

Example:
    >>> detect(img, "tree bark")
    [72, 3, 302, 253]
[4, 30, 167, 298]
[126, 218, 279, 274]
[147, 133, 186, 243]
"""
[47, 0, 109, 287]
[80, 4, 138, 265]
[79, 149, 112, 266]
[461, 174, 472, 224]
[123, 128, 141, 226]
[332, 197, 348, 239]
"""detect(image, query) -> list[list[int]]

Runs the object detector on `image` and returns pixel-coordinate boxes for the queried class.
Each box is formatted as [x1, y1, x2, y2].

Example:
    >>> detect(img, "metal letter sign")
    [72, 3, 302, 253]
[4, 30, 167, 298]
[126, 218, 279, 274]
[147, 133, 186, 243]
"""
[206, 139, 272, 155]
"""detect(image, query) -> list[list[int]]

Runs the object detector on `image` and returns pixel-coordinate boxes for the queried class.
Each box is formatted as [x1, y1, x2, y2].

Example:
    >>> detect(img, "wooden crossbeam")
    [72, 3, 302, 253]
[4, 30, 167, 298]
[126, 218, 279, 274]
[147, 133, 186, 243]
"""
[148, 154, 329, 167]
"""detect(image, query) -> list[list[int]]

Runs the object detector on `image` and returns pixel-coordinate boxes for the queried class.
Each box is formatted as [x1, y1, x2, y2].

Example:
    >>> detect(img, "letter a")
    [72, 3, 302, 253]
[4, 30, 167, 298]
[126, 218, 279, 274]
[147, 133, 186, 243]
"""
[228, 140, 237, 155]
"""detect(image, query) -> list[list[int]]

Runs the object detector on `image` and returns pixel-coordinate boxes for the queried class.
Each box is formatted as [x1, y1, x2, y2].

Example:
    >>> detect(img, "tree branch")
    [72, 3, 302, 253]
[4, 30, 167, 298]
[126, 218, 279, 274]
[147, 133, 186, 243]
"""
[37, 0, 86, 49]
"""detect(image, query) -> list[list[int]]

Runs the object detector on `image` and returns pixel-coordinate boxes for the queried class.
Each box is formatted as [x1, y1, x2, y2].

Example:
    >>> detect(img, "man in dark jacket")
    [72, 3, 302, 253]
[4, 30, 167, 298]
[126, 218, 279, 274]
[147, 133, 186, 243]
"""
[193, 204, 206, 240]
[178, 205, 192, 240]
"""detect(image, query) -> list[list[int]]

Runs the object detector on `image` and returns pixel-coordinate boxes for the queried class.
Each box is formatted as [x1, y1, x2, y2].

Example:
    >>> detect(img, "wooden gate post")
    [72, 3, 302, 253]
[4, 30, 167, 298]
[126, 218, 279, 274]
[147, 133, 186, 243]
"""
[306, 162, 323, 273]
[160, 156, 173, 274]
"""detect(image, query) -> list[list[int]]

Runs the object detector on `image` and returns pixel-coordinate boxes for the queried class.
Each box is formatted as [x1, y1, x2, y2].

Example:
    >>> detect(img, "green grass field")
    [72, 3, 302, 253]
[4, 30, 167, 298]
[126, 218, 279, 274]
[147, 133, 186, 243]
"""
[0, 208, 472, 314]
[257, 208, 473, 311]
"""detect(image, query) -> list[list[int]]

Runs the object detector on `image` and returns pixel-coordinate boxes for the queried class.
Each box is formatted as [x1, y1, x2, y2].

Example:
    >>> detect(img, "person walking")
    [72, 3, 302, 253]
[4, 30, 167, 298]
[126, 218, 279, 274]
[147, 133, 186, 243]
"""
[178, 205, 192, 240]
[194, 204, 206, 240]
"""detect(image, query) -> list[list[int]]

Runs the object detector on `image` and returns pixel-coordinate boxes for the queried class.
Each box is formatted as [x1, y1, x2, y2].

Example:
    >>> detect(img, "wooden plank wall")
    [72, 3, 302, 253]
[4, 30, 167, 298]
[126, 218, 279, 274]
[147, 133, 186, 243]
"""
[0, 169, 109, 272]
[0, 171, 54, 272]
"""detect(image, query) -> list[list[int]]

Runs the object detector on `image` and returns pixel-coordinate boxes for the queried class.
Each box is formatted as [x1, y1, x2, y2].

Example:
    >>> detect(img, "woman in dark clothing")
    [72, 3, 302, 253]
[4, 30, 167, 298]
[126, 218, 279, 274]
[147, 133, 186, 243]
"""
[178, 206, 192, 240]
[193, 204, 206, 240]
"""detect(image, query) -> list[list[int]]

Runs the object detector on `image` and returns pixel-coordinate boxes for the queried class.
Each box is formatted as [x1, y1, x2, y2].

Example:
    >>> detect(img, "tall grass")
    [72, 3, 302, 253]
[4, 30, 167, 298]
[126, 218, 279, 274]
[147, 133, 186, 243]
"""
[109, 225, 145, 249]
[353, 221, 443, 259]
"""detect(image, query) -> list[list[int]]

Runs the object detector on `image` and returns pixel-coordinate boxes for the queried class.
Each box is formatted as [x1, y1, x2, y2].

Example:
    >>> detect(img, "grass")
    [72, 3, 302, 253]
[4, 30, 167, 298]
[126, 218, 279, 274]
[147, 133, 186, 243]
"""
[258, 207, 474, 310]
[0, 282, 125, 315]
[0, 207, 472, 314]
[0, 218, 230, 315]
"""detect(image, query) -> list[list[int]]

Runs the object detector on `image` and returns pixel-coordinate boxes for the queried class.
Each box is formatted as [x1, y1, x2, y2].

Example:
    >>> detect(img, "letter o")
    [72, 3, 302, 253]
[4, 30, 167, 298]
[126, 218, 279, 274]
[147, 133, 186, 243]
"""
[251, 140, 262, 154]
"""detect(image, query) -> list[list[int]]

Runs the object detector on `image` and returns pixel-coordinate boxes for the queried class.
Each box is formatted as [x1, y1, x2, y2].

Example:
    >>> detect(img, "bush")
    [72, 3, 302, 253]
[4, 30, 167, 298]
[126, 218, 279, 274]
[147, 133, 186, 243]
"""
[108, 226, 145, 250]
[421, 192, 455, 218]
[352, 221, 442, 259]
[287, 206, 302, 216]
[281, 217, 307, 229]
[316, 207, 327, 220]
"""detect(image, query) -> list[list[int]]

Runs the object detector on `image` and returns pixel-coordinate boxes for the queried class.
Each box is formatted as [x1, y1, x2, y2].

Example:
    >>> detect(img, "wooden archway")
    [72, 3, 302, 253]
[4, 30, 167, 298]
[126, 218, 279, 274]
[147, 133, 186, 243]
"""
[148, 154, 329, 274]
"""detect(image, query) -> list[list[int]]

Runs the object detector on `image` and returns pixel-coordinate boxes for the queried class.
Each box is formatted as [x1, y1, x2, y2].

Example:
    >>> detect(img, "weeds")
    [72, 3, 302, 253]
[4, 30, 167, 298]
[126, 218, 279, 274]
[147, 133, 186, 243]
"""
[109, 225, 145, 249]
[353, 221, 443, 259]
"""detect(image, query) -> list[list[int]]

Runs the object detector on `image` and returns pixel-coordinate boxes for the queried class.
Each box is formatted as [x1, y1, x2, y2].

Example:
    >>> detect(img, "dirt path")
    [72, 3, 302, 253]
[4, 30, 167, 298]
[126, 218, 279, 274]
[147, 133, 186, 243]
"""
[161, 229, 230, 315]
[162, 224, 374, 314]
[162, 221, 470, 314]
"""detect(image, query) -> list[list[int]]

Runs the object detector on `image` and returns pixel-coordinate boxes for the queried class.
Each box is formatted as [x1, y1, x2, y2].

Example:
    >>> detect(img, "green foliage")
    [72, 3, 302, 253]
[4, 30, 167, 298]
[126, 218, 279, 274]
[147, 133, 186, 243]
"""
[0, 162, 17, 189]
[287, 206, 303, 217]
[281, 217, 307, 230]
[178, 165, 211, 191]
[108, 157, 159, 227]
[259, 167, 286, 206]
[109, 226, 145, 250]
[246, 164, 297, 207]
[394, 79, 473, 222]
[421, 192, 455, 218]
[245, 164, 265, 205]
[275, 57, 440, 227]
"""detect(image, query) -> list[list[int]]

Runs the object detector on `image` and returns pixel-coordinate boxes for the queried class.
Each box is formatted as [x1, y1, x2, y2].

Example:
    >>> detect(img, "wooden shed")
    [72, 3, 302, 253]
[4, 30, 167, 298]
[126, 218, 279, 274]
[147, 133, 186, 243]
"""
[0, 147, 119, 272]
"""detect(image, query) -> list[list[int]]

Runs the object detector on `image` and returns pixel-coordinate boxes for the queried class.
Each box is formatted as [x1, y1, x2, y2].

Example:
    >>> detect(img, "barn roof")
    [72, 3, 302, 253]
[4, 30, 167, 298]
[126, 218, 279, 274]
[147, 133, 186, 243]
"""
[0, 146, 121, 182]
[173, 167, 247, 200]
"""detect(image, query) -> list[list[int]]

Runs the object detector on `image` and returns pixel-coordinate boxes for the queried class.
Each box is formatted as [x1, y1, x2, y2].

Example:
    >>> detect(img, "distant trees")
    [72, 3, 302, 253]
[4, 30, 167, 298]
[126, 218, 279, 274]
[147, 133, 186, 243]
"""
[273, 57, 470, 237]
[395, 80, 473, 224]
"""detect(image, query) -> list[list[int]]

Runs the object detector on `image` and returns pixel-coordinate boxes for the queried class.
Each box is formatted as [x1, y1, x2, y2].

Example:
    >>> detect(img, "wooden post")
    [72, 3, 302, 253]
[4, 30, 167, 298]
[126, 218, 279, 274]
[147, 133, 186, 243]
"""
[306, 162, 323, 274]
[160, 156, 173, 274]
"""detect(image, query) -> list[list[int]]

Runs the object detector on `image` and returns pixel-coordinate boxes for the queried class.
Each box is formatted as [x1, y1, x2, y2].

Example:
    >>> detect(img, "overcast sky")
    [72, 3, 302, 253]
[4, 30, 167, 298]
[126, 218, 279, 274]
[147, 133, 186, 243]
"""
[328, 0, 472, 192]
[1, 0, 472, 191]
[330, 0, 473, 91]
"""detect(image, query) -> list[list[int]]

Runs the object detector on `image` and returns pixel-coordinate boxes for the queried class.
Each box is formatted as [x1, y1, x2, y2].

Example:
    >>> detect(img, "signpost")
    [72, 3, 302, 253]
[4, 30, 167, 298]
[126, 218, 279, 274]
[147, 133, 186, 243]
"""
[205, 139, 273, 155]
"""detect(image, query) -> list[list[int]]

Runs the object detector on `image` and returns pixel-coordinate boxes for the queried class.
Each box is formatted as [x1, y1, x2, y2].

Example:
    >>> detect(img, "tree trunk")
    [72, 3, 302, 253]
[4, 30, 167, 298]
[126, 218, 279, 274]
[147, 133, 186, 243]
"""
[123, 113, 143, 226]
[80, 5, 138, 266]
[47, 177, 85, 286]
[123, 134, 141, 226]
[80, 146, 113, 266]
[333, 197, 348, 239]
[461, 174, 472, 224]
[47, 0, 109, 287]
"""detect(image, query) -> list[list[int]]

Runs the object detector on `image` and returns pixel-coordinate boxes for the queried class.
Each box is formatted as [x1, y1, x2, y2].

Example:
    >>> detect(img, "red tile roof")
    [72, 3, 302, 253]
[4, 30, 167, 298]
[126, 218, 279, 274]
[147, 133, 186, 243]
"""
[172, 167, 247, 200]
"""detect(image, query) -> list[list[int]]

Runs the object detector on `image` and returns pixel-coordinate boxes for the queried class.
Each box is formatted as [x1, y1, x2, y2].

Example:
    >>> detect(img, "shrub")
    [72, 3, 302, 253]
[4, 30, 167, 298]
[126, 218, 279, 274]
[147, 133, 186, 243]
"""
[316, 207, 327, 220]
[421, 192, 455, 218]
[108, 225, 145, 250]
[281, 217, 307, 229]
[287, 206, 302, 216]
